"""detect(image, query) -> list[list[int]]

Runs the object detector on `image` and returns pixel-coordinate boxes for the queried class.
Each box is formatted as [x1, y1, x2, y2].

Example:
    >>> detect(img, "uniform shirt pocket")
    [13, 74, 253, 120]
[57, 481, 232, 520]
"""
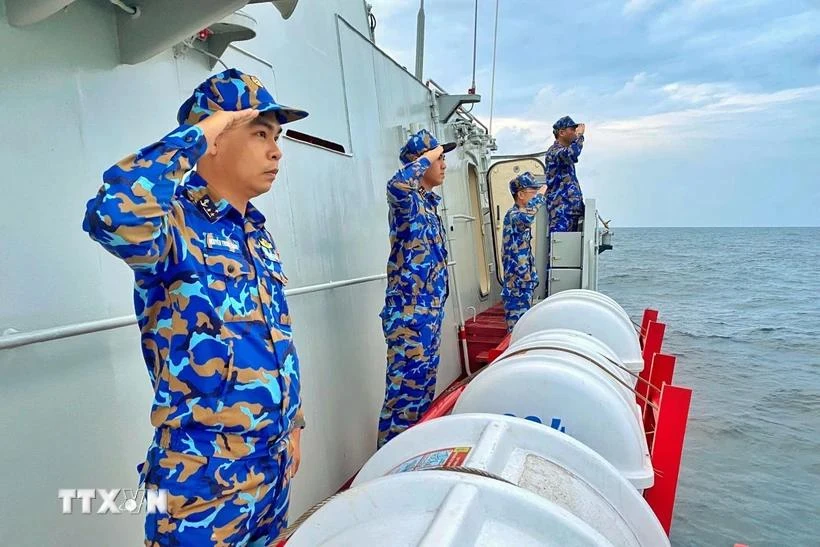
[202, 250, 257, 322]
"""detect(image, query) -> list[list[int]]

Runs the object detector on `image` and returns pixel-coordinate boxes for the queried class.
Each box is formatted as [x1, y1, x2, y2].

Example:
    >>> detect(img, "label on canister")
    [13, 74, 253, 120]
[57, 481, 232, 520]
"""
[386, 446, 472, 475]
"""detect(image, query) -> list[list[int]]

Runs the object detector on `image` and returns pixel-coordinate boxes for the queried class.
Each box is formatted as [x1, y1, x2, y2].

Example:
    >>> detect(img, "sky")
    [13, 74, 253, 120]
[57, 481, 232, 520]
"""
[367, 0, 819, 227]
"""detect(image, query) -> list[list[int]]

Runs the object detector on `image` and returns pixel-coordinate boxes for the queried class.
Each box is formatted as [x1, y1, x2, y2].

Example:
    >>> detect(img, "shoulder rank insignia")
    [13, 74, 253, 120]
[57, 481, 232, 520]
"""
[197, 195, 219, 221]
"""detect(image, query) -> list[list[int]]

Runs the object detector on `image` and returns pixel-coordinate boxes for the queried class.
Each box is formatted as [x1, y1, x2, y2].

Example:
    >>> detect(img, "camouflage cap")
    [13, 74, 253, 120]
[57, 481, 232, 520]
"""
[176, 68, 309, 126]
[553, 115, 579, 131]
[509, 171, 544, 196]
[399, 129, 457, 165]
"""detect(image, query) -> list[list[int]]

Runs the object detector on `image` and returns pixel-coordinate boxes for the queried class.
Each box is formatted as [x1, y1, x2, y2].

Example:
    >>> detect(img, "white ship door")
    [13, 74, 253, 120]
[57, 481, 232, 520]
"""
[487, 158, 548, 301]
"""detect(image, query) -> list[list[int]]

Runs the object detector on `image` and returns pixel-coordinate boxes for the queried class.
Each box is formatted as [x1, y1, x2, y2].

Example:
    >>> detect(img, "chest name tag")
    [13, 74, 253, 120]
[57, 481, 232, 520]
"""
[206, 233, 240, 254]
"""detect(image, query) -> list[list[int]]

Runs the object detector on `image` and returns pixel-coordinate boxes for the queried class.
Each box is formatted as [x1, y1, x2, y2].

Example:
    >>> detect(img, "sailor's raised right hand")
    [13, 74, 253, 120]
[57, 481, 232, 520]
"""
[576, 123, 586, 136]
[196, 109, 261, 154]
[422, 145, 445, 163]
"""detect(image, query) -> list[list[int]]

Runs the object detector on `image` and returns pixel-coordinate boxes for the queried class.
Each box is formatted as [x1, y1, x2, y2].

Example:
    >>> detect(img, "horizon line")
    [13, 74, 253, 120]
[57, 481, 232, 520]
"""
[611, 225, 819, 229]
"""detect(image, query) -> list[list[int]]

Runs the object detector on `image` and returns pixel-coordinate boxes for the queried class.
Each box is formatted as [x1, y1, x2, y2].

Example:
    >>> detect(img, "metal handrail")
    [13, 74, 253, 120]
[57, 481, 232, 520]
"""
[0, 316, 138, 351]
[1, 261, 458, 351]
[285, 272, 385, 297]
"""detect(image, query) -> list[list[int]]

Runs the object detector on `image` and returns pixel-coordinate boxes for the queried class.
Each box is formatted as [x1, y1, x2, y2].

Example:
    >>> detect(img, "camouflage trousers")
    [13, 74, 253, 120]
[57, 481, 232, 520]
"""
[377, 305, 444, 449]
[501, 289, 534, 332]
[138, 431, 293, 546]
[549, 202, 583, 233]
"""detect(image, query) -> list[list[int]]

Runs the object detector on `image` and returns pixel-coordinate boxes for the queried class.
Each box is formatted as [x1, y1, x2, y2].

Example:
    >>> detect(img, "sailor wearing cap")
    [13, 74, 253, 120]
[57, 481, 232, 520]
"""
[545, 115, 587, 233]
[501, 172, 548, 331]
[377, 129, 456, 449]
[83, 68, 307, 545]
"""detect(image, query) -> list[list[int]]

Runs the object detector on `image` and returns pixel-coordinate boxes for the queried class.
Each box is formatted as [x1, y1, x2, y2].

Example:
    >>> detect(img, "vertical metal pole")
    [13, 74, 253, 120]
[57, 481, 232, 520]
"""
[415, 0, 425, 80]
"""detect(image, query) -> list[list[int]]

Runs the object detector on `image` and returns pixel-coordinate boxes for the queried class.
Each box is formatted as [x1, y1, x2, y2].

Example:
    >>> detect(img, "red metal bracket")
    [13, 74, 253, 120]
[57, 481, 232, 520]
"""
[643, 353, 677, 446]
[640, 308, 658, 345]
[642, 320, 665, 361]
[636, 320, 665, 414]
[644, 383, 692, 536]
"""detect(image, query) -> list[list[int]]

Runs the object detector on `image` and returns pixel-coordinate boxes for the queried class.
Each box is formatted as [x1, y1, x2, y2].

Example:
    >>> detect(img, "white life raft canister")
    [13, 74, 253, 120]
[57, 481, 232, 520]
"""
[452, 352, 654, 491]
[351, 413, 668, 546]
[512, 289, 644, 375]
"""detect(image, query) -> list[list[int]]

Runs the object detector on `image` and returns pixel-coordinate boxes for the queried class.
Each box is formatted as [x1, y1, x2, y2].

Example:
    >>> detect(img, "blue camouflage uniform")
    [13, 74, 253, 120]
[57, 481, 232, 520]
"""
[377, 129, 455, 449]
[82, 68, 307, 547]
[501, 172, 547, 331]
[545, 116, 585, 233]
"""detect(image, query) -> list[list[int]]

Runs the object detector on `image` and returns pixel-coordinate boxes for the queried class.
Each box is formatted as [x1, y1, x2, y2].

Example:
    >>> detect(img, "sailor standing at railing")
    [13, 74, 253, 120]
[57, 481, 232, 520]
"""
[501, 172, 548, 331]
[377, 129, 457, 449]
[545, 116, 587, 233]
[82, 68, 306, 547]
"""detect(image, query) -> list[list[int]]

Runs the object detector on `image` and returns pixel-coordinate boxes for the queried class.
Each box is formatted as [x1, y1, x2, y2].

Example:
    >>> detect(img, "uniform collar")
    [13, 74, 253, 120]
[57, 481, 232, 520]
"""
[244, 202, 267, 230]
[184, 171, 267, 229]
[418, 186, 442, 207]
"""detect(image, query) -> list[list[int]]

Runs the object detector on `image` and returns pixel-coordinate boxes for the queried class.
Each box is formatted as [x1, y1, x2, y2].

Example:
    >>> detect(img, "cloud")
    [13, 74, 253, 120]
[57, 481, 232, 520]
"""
[623, 0, 659, 15]
[363, 0, 820, 225]
[488, 81, 820, 155]
[744, 10, 820, 49]
[661, 82, 738, 105]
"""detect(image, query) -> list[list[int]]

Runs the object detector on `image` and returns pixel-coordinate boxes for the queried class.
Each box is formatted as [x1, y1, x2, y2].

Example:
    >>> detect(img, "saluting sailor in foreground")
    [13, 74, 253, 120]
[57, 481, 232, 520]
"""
[83, 68, 307, 546]
[377, 129, 456, 449]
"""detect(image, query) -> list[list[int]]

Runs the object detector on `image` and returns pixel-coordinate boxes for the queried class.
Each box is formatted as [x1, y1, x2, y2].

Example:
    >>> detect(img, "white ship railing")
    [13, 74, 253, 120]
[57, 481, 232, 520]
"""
[0, 263, 456, 351]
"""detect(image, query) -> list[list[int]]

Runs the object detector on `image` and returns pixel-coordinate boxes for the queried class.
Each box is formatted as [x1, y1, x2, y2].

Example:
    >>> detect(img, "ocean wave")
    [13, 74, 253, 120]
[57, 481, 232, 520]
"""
[674, 330, 734, 341]
[696, 415, 769, 438]
[599, 228, 819, 546]
[671, 325, 819, 343]
[600, 273, 638, 281]
[756, 388, 820, 414]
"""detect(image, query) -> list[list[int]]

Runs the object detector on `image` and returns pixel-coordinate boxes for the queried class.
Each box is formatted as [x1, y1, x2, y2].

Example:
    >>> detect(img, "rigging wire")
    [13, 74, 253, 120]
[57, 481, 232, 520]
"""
[470, 0, 479, 94]
[488, 0, 500, 135]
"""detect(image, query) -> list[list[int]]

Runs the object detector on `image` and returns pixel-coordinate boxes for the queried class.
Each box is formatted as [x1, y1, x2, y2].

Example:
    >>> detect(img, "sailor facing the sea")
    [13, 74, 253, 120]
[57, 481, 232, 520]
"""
[82, 69, 307, 546]
[545, 116, 587, 233]
[377, 129, 455, 449]
[501, 172, 548, 331]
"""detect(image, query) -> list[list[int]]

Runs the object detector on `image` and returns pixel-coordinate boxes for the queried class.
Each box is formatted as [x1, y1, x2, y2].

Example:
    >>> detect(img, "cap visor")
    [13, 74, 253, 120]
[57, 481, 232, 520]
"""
[442, 142, 457, 153]
[257, 103, 309, 125]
